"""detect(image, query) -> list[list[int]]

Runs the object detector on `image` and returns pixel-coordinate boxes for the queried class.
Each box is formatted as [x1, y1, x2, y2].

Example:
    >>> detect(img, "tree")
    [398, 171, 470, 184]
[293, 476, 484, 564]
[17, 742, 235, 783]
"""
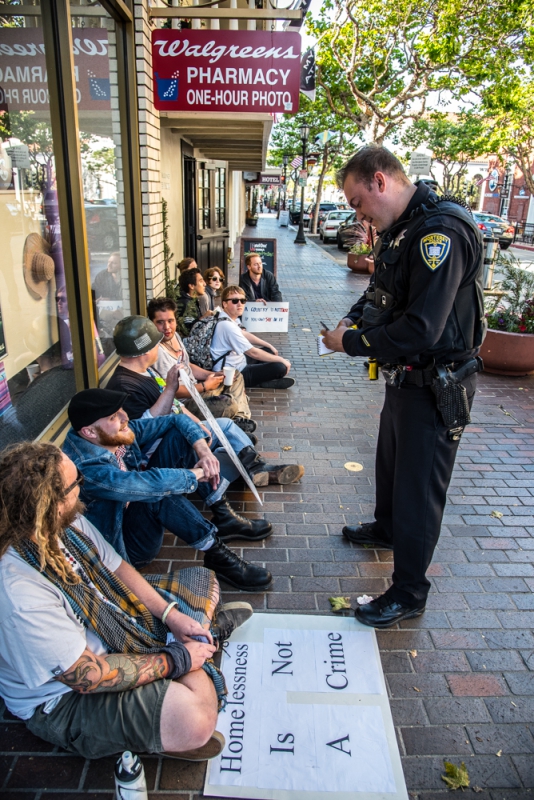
[269, 94, 359, 231]
[0, 110, 55, 192]
[307, 0, 531, 144]
[402, 111, 486, 194]
[479, 77, 534, 195]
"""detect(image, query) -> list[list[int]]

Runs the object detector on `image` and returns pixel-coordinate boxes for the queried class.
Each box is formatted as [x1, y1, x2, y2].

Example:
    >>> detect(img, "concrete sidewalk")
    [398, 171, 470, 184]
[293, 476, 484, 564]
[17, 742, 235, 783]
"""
[2, 214, 534, 798]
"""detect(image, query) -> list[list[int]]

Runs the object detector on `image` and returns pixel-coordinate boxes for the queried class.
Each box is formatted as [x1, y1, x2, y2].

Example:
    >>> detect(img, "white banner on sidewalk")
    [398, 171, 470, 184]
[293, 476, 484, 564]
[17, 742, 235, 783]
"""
[242, 302, 289, 333]
[205, 613, 408, 800]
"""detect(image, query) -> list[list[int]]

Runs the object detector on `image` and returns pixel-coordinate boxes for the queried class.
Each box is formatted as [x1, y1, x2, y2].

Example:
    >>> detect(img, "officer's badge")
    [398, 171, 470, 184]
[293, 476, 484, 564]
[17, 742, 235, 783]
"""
[420, 233, 451, 271]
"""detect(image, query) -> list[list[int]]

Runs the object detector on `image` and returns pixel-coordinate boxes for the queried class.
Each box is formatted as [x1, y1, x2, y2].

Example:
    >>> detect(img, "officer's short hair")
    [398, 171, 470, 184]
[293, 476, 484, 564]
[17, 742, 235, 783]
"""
[179, 268, 201, 294]
[337, 145, 410, 189]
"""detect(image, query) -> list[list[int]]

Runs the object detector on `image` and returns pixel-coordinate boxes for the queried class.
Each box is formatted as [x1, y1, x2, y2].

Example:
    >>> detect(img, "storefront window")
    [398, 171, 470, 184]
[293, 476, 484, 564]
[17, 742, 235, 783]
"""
[75, 2, 132, 365]
[215, 166, 226, 228]
[198, 167, 211, 230]
[0, 9, 77, 447]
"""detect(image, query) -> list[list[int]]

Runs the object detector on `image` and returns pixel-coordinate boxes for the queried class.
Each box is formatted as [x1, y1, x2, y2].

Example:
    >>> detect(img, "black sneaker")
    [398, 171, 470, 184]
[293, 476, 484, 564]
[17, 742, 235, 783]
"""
[257, 378, 295, 389]
[342, 521, 392, 549]
[355, 592, 425, 629]
[213, 601, 253, 644]
[233, 417, 257, 434]
[204, 539, 273, 591]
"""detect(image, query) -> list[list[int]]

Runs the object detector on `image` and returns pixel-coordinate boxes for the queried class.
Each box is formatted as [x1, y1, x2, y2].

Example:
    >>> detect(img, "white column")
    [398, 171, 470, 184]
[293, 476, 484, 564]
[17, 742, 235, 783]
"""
[229, 0, 238, 30]
[211, 5, 220, 29]
[247, 0, 255, 31]
[192, 0, 200, 30]
[527, 195, 534, 225]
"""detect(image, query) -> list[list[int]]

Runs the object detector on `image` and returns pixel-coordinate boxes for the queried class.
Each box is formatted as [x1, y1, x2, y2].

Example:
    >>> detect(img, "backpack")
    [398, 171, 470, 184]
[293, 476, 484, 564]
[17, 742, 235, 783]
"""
[183, 312, 232, 370]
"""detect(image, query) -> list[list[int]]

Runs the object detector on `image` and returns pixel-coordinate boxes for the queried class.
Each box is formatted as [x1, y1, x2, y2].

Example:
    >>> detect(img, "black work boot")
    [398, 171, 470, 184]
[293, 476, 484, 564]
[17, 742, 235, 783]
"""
[204, 539, 272, 591]
[238, 445, 305, 487]
[210, 496, 272, 542]
[342, 521, 392, 549]
[233, 417, 257, 434]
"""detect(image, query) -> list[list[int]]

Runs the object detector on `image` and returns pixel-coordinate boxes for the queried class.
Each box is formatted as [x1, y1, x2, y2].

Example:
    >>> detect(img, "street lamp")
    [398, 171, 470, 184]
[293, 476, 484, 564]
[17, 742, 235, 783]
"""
[294, 123, 310, 244]
[282, 154, 289, 211]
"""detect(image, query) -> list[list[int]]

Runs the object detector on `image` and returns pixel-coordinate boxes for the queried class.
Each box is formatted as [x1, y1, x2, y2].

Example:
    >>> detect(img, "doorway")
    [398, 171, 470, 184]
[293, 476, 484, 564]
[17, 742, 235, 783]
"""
[196, 163, 229, 274]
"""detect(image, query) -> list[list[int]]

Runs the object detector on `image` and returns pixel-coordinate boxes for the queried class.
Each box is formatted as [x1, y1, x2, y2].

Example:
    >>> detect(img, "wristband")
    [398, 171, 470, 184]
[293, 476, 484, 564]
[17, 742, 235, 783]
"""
[161, 601, 178, 625]
[160, 640, 192, 679]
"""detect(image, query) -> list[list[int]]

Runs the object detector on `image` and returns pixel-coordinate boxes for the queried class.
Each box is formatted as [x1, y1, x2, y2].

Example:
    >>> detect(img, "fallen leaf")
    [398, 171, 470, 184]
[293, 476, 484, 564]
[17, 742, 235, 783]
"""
[496, 750, 502, 757]
[282, 446, 292, 451]
[490, 510, 503, 518]
[511, 701, 517, 707]
[302, 327, 311, 332]
[473, 786, 483, 793]
[328, 596, 351, 612]
[476, 737, 483, 742]
[413, 687, 421, 692]
[409, 650, 417, 658]
[349, 361, 356, 365]
[441, 761, 470, 791]
[344, 461, 363, 472]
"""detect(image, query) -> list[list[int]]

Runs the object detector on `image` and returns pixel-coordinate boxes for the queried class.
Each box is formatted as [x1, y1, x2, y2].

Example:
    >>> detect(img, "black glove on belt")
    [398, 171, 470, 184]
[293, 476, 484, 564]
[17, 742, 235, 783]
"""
[160, 640, 192, 679]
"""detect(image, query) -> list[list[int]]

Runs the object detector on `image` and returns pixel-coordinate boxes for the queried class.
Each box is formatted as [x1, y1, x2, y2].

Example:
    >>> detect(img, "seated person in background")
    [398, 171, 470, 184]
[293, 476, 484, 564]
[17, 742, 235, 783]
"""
[176, 269, 211, 337]
[239, 254, 282, 304]
[211, 286, 294, 390]
[204, 267, 225, 311]
[177, 258, 210, 317]
[93, 251, 122, 301]
[148, 297, 256, 437]
[106, 315, 304, 485]
[0, 441, 254, 761]
[63, 388, 273, 591]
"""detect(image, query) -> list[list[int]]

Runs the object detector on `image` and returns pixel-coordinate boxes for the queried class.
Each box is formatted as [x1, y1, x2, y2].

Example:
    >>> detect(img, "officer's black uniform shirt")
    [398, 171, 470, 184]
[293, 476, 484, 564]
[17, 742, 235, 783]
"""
[341, 183, 483, 367]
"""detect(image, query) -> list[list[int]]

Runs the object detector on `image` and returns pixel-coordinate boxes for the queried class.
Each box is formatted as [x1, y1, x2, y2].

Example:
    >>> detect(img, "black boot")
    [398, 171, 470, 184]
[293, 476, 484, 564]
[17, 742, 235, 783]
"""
[238, 445, 305, 487]
[204, 539, 272, 591]
[210, 496, 272, 542]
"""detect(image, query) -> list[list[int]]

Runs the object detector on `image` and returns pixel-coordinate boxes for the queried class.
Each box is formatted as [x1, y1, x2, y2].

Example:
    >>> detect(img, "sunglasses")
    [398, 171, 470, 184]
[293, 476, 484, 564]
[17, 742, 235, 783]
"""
[209, 275, 222, 282]
[64, 468, 84, 496]
[55, 295, 67, 303]
[227, 298, 245, 305]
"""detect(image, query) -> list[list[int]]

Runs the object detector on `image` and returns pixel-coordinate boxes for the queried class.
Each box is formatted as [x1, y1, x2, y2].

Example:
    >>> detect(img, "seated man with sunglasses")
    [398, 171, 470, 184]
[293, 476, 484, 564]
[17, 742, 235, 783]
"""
[211, 286, 294, 390]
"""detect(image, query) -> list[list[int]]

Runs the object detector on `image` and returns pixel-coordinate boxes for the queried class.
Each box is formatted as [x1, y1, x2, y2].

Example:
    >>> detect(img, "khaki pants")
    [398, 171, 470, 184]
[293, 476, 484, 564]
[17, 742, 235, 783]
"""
[184, 371, 251, 419]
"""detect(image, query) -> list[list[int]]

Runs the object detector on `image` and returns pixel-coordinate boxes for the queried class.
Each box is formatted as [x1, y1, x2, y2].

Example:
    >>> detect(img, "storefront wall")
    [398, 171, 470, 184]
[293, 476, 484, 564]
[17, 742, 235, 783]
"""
[0, 0, 145, 449]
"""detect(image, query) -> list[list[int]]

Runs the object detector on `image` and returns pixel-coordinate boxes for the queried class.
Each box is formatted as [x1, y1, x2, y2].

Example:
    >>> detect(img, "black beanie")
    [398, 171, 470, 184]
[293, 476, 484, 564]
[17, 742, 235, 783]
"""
[68, 388, 129, 431]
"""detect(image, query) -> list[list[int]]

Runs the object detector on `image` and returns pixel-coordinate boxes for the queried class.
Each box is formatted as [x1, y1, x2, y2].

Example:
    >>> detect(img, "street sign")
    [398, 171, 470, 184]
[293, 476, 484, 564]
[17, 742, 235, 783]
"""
[408, 152, 432, 175]
[5, 145, 31, 169]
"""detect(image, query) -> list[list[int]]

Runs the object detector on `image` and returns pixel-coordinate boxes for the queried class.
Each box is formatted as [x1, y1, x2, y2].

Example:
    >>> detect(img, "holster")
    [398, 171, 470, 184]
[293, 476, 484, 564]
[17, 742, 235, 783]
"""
[430, 357, 483, 428]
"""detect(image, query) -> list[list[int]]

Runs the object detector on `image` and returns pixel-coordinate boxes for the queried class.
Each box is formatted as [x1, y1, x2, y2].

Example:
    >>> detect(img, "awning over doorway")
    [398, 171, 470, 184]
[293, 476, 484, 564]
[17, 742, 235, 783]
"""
[160, 112, 272, 171]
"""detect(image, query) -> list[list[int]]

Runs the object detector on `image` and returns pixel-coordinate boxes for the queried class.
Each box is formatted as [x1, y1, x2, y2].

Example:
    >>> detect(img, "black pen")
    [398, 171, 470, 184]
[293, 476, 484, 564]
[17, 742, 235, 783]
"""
[320, 321, 330, 331]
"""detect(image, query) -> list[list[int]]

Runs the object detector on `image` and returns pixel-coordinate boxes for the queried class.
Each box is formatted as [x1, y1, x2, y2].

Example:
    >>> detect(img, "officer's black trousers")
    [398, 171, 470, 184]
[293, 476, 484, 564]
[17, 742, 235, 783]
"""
[374, 375, 476, 605]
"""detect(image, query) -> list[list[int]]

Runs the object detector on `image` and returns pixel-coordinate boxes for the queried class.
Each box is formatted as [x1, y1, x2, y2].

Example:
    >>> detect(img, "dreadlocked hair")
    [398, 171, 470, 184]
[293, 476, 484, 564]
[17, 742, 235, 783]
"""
[0, 442, 81, 585]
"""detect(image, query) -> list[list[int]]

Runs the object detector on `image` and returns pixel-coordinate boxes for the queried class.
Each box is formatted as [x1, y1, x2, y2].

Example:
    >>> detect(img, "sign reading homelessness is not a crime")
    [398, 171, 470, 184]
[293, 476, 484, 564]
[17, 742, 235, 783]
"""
[152, 30, 301, 114]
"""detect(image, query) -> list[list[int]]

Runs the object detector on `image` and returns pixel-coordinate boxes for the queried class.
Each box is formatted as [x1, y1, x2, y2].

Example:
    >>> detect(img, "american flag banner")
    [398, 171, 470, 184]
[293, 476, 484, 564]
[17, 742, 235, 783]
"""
[291, 155, 303, 169]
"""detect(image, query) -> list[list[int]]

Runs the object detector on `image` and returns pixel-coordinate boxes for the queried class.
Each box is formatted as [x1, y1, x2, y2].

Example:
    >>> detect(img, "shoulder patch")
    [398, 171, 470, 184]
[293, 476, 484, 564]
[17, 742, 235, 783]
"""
[420, 233, 451, 271]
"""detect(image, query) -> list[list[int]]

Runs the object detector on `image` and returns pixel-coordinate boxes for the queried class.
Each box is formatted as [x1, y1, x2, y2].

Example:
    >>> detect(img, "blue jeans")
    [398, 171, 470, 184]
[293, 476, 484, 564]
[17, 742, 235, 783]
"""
[123, 419, 251, 567]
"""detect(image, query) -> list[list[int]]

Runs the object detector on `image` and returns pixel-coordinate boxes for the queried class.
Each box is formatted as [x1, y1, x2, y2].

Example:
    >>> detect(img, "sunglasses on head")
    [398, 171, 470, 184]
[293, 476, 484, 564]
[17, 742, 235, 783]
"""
[64, 468, 84, 496]
[227, 297, 245, 305]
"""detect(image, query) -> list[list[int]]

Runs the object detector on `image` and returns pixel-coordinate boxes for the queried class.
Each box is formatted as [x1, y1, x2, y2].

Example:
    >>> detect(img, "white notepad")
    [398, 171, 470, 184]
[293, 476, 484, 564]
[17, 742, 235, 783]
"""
[317, 335, 335, 356]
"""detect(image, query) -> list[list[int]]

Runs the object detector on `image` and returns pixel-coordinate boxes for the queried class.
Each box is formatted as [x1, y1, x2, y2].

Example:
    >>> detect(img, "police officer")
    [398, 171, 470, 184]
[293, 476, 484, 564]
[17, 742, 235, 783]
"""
[322, 145, 485, 628]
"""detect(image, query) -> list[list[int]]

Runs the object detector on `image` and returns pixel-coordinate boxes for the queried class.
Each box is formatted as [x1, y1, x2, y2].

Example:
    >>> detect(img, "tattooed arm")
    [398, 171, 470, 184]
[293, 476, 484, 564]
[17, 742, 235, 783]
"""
[55, 647, 172, 693]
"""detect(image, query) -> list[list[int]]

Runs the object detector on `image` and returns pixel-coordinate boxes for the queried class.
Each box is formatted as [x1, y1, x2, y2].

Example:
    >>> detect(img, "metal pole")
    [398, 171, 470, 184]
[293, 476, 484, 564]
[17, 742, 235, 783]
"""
[294, 135, 307, 244]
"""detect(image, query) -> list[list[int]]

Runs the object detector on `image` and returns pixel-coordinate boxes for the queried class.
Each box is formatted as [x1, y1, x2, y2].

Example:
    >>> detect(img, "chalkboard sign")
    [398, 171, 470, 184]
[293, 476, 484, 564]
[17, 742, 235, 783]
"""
[240, 237, 277, 277]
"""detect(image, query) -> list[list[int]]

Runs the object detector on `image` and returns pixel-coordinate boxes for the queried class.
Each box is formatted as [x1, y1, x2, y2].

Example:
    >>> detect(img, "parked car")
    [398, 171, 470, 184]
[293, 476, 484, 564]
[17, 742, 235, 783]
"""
[303, 202, 340, 228]
[319, 210, 355, 242]
[336, 212, 357, 249]
[472, 212, 514, 250]
[289, 202, 302, 225]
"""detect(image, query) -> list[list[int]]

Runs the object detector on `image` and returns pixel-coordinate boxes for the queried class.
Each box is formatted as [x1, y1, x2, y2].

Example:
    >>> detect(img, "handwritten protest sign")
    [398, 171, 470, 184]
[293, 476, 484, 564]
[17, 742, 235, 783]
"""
[242, 302, 289, 333]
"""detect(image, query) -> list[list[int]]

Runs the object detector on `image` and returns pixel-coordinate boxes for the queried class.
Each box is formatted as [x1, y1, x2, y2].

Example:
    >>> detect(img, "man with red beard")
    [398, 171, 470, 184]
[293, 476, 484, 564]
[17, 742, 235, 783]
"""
[62, 389, 273, 593]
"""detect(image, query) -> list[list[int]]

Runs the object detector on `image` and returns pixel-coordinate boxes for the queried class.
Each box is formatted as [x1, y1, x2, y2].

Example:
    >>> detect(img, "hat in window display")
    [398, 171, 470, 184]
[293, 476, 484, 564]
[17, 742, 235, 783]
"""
[23, 232, 55, 300]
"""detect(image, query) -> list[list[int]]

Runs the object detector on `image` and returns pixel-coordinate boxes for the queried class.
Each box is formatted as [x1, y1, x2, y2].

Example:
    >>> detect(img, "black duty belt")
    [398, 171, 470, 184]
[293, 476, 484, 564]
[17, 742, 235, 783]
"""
[382, 359, 480, 388]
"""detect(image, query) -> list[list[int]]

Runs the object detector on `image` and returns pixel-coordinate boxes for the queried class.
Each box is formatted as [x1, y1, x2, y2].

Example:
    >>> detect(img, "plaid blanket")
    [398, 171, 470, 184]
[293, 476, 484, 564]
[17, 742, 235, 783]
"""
[16, 526, 227, 707]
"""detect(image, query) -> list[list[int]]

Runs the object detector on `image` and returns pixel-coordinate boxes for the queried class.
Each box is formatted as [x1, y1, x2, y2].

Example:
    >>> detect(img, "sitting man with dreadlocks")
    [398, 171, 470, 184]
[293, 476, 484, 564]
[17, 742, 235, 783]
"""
[0, 441, 253, 760]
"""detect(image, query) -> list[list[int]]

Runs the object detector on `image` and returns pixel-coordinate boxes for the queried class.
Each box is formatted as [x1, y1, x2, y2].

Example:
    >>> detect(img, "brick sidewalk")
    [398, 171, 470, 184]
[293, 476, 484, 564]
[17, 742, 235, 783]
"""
[2, 215, 534, 798]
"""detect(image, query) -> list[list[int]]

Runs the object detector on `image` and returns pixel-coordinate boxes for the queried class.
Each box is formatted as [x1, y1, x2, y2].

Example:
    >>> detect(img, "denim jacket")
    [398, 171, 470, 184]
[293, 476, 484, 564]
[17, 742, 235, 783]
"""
[63, 414, 207, 560]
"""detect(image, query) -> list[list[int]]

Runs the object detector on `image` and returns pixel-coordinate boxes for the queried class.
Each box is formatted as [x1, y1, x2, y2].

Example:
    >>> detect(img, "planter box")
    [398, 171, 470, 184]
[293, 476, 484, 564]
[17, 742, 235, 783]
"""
[480, 328, 534, 376]
[347, 252, 373, 273]
[246, 217, 258, 227]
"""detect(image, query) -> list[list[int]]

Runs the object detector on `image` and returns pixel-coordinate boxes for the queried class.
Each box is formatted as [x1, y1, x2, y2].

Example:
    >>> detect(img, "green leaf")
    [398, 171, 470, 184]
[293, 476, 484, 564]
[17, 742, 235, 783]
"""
[329, 596, 351, 612]
[441, 761, 470, 791]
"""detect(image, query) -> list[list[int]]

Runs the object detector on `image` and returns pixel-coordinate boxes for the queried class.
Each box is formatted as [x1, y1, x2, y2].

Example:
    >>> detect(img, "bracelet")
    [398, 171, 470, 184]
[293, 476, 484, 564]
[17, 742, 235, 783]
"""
[161, 601, 178, 625]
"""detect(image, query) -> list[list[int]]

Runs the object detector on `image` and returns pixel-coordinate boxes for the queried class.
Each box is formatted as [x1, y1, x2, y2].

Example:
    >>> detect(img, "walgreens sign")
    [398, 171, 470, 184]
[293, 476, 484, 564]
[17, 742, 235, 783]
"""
[152, 30, 300, 114]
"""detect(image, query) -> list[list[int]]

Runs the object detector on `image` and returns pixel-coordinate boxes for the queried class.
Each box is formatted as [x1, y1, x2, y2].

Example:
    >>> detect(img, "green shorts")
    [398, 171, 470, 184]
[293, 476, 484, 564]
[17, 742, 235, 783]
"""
[27, 680, 172, 760]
